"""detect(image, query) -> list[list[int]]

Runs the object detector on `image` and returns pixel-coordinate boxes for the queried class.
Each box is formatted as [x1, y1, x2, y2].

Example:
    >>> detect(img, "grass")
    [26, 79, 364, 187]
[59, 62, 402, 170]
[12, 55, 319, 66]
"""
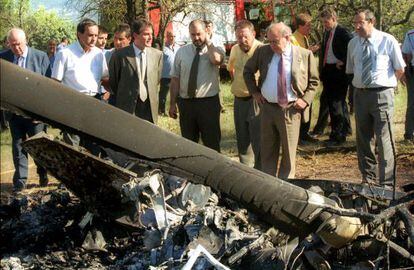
[1, 81, 412, 179]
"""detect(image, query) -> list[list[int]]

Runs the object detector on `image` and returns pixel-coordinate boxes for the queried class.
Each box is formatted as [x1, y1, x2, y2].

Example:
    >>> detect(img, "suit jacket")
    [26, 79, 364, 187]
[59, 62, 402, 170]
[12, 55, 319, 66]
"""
[0, 47, 50, 76]
[319, 24, 353, 73]
[0, 47, 50, 121]
[244, 44, 319, 104]
[109, 45, 163, 124]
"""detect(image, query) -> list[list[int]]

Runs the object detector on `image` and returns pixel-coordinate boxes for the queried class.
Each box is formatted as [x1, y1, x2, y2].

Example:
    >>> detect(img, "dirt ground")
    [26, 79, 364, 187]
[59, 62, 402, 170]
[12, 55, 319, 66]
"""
[1, 140, 413, 200]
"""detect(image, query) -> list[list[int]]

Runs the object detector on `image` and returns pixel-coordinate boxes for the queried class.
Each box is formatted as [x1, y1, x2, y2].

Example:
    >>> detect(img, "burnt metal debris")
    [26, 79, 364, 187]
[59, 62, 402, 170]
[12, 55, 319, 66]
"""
[1, 59, 414, 269]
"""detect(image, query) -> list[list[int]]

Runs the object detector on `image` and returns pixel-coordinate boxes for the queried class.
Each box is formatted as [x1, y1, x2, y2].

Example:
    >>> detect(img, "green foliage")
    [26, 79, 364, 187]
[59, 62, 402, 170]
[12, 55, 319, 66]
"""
[0, 0, 76, 51]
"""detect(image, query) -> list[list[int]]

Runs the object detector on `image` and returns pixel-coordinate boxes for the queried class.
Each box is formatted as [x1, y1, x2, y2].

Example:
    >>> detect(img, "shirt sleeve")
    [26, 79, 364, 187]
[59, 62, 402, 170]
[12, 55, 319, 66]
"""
[101, 52, 109, 78]
[401, 33, 412, 54]
[227, 46, 236, 72]
[51, 51, 65, 81]
[345, 40, 354, 74]
[170, 48, 181, 78]
[389, 36, 406, 71]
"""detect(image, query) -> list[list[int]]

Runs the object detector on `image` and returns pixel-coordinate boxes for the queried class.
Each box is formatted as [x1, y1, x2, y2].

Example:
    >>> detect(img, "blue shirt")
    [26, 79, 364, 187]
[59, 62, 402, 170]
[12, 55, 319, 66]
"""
[161, 43, 179, 79]
[346, 29, 405, 88]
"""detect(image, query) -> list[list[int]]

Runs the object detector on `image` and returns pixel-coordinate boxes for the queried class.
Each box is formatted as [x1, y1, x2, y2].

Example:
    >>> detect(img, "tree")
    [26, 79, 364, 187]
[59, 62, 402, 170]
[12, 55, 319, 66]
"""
[0, 0, 76, 51]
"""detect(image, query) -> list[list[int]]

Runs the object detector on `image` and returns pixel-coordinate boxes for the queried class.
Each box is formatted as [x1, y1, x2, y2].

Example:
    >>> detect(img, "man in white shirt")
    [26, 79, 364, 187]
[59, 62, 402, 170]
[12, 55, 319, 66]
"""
[346, 9, 406, 186]
[52, 18, 109, 150]
[402, 29, 414, 142]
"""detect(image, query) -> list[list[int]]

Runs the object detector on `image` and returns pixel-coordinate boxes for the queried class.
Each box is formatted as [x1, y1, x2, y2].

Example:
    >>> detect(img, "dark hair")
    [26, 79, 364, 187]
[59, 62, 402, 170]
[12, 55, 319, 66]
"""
[98, 25, 109, 35]
[356, 9, 376, 23]
[189, 19, 205, 30]
[204, 20, 213, 26]
[296, 13, 312, 26]
[131, 18, 153, 35]
[319, 8, 337, 19]
[235, 19, 255, 32]
[114, 23, 131, 37]
[61, 37, 68, 42]
[77, 18, 98, 34]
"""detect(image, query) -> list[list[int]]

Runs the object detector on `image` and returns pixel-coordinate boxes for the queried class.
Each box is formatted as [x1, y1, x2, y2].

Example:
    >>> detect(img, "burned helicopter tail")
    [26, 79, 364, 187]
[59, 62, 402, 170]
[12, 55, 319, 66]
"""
[0, 59, 362, 247]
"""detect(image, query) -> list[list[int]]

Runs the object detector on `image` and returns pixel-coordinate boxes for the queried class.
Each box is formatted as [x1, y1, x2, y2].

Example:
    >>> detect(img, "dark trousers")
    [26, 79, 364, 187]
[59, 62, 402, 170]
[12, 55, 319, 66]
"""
[158, 78, 171, 114]
[134, 97, 153, 123]
[9, 114, 47, 189]
[321, 64, 350, 141]
[177, 95, 221, 152]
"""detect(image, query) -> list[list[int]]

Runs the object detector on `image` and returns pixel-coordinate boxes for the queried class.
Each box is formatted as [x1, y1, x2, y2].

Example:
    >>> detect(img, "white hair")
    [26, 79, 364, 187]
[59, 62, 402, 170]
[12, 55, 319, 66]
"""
[7, 28, 27, 43]
[267, 22, 292, 37]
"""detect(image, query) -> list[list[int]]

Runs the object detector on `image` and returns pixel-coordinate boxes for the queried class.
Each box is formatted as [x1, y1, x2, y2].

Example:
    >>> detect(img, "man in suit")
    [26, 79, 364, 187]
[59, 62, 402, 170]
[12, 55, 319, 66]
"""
[319, 8, 353, 146]
[0, 28, 50, 191]
[109, 18, 163, 124]
[244, 22, 319, 179]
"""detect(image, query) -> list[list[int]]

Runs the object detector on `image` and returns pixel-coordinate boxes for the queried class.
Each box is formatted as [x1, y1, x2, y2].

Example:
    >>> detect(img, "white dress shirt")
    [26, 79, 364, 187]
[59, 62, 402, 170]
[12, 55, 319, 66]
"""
[52, 41, 108, 96]
[346, 29, 406, 88]
[325, 26, 340, 64]
[261, 43, 297, 104]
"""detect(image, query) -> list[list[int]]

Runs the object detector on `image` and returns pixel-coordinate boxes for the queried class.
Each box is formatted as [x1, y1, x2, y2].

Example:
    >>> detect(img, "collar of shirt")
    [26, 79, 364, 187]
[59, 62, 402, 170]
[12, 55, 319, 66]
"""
[281, 42, 292, 58]
[191, 43, 206, 54]
[358, 28, 380, 46]
[133, 43, 145, 57]
[14, 46, 28, 62]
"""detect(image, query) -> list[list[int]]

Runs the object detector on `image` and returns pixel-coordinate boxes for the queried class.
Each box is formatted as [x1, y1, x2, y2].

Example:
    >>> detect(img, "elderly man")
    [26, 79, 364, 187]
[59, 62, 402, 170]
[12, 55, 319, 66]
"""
[159, 30, 179, 116]
[244, 22, 318, 179]
[0, 28, 50, 191]
[52, 18, 109, 151]
[290, 13, 320, 144]
[402, 29, 414, 142]
[346, 9, 405, 186]
[227, 20, 262, 168]
[169, 20, 225, 152]
[109, 18, 163, 124]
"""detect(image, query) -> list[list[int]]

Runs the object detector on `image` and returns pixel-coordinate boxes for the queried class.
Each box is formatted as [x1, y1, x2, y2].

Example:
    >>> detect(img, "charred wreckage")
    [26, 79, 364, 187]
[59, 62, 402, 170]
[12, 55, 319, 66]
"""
[0, 59, 413, 269]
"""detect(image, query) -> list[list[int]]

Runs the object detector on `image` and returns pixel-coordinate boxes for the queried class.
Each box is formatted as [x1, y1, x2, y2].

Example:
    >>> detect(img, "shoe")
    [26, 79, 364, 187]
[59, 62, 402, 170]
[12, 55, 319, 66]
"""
[300, 133, 319, 143]
[323, 139, 345, 147]
[309, 130, 324, 138]
[39, 175, 49, 187]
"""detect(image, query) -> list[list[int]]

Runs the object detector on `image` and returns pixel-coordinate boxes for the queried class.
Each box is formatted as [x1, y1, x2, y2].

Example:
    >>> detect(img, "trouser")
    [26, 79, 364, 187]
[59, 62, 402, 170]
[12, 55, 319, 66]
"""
[177, 95, 221, 152]
[260, 102, 301, 179]
[158, 78, 171, 114]
[405, 66, 414, 139]
[234, 96, 261, 169]
[354, 87, 395, 186]
[313, 89, 329, 134]
[322, 64, 350, 141]
[0, 110, 9, 131]
[9, 114, 47, 189]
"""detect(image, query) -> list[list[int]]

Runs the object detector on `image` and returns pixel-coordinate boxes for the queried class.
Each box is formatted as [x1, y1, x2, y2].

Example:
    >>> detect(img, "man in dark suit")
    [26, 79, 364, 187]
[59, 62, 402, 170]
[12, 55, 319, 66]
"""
[318, 8, 353, 145]
[0, 28, 50, 191]
[244, 22, 319, 179]
[109, 19, 163, 124]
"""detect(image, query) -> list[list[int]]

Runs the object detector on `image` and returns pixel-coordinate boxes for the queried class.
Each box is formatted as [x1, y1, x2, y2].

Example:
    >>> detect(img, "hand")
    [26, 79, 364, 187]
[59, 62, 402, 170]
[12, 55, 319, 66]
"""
[400, 73, 407, 86]
[102, 91, 110, 101]
[252, 92, 266, 104]
[309, 44, 320, 53]
[294, 98, 308, 110]
[336, 60, 344, 70]
[169, 104, 178, 119]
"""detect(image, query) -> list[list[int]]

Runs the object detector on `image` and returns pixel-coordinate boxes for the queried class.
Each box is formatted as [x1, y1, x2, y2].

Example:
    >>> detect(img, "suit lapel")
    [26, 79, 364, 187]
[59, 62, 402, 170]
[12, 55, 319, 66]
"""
[125, 45, 138, 73]
[291, 45, 302, 78]
[25, 47, 32, 70]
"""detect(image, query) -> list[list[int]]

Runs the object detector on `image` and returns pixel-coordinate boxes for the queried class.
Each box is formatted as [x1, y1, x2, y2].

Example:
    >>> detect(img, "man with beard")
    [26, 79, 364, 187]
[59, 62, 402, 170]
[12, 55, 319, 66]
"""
[169, 20, 225, 152]
[227, 20, 262, 168]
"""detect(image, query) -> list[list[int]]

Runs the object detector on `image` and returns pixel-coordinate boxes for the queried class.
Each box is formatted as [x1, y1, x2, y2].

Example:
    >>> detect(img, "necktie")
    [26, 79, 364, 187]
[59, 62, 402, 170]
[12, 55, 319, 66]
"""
[362, 39, 372, 86]
[187, 47, 201, 98]
[277, 54, 288, 107]
[138, 51, 147, 102]
[16, 56, 24, 68]
[323, 30, 333, 66]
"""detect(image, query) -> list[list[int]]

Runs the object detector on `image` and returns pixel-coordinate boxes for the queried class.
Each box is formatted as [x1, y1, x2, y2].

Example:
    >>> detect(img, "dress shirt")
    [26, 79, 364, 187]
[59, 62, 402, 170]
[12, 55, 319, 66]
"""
[325, 27, 339, 64]
[52, 41, 108, 96]
[261, 43, 297, 103]
[402, 29, 414, 66]
[161, 43, 179, 79]
[171, 43, 225, 98]
[346, 29, 406, 88]
[13, 47, 28, 68]
[132, 43, 146, 78]
[227, 39, 262, 97]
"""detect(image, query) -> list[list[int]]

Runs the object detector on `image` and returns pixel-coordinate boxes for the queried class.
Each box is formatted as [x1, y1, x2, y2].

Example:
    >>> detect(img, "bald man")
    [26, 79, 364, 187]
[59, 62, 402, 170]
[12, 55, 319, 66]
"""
[244, 22, 319, 179]
[0, 28, 50, 191]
